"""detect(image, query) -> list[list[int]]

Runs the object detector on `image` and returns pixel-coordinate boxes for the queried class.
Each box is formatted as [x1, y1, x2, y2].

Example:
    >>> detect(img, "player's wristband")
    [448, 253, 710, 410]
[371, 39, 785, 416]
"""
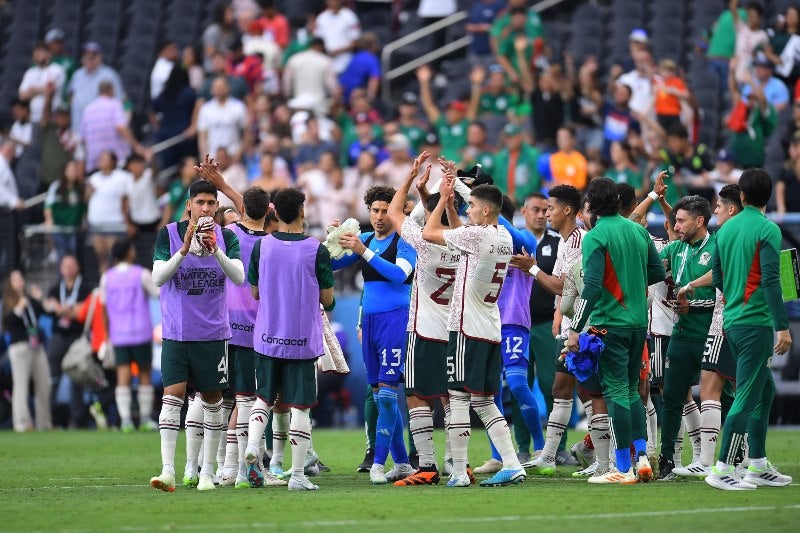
[362, 249, 375, 262]
[684, 282, 694, 292]
[648, 191, 659, 201]
[529, 265, 541, 278]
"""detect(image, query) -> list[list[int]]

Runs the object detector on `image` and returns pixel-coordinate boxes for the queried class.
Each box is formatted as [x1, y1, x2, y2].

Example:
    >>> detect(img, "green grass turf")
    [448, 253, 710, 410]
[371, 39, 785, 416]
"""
[2, 428, 799, 532]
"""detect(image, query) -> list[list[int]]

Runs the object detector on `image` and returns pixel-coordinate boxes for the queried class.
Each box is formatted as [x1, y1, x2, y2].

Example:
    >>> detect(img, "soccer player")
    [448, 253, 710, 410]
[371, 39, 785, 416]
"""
[149, 178, 245, 492]
[510, 185, 586, 476]
[653, 196, 717, 481]
[385, 152, 459, 485]
[100, 238, 159, 433]
[566, 177, 666, 484]
[422, 177, 526, 487]
[673, 185, 742, 477]
[332, 186, 417, 484]
[244, 188, 335, 491]
[705, 168, 793, 490]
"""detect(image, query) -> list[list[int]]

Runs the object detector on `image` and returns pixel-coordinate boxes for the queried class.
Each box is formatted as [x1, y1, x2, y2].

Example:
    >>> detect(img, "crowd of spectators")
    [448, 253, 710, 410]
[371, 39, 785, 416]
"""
[1, 0, 800, 430]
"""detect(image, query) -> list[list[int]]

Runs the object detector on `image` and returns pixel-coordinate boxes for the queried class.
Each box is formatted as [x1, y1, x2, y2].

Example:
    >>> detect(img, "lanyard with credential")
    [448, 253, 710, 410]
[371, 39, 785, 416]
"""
[674, 232, 710, 285]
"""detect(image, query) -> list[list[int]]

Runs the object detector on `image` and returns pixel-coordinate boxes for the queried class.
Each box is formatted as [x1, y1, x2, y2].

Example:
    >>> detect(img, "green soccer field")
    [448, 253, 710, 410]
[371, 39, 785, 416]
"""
[2, 428, 799, 532]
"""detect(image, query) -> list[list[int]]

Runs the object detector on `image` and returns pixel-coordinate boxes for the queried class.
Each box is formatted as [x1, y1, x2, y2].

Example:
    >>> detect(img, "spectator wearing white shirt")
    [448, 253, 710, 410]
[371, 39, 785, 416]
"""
[8, 99, 33, 158]
[18, 42, 66, 123]
[149, 41, 178, 100]
[86, 151, 132, 273]
[197, 77, 248, 161]
[283, 38, 339, 111]
[731, 0, 769, 84]
[0, 141, 22, 277]
[417, 0, 457, 52]
[124, 155, 161, 263]
[617, 45, 655, 118]
[314, 0, 361, 74]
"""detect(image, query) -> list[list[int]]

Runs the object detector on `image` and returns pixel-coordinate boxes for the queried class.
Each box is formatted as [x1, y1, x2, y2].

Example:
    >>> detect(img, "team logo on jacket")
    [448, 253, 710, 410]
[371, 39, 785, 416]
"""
[698, 252, 711, 266]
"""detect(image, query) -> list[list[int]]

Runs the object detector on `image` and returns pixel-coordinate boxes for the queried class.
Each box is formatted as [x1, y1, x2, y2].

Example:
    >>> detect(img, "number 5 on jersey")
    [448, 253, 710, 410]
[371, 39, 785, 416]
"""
[484, 262, 508, 303]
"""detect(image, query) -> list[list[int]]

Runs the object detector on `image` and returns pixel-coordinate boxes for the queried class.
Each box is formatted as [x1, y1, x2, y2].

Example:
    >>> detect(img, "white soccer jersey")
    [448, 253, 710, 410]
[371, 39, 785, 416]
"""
[709, 288, 724, 337]
[553, 227, 586, 338]
[443, 224, 513, 343]
[402, 217, 461, 341]
[649, 237, 674, 336]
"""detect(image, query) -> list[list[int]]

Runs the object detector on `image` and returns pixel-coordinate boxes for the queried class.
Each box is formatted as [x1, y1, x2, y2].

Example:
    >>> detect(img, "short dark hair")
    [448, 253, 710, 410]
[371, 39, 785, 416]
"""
[525, 192, 547, 203]
[189, 179, 218, 199]
[586, 177, 619, 216]
[548, 184, 582, 215]
[718, 184, 743, 211]
[500, 195, 516, 221]
[425, 193, 451, 226]
[674, 194, 712, 226]
[111, 238, 133, 262]
[243, 186, 270, 220]
[666, 122, 689, 139]
[510, 6, 526, 16]
[745, 1, 763, 15]
[364, 185, 395, 206]
[273, 188, 305, 224]
[558, 125, 576, 138]
[616, 182, 638, 215]
[738, 167, 772, 208]
[471, 184, 502, 212]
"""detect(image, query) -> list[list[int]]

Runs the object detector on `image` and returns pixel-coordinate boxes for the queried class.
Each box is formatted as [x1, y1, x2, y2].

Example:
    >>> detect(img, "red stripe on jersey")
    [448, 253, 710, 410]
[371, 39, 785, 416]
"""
[743, 246, 761, 304]
[603, 251, 627, 309]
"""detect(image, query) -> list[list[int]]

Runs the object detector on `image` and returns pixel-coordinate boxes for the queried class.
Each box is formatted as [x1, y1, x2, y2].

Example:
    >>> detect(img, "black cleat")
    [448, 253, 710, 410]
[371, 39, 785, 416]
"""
[357, 449, 375, 473]
[656, 455, 676, 481]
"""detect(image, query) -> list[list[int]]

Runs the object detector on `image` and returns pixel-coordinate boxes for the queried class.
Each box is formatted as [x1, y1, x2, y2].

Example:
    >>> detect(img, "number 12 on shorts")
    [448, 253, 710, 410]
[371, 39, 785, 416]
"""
[505, 336, 523, 360]
[381, 348, 402, 367]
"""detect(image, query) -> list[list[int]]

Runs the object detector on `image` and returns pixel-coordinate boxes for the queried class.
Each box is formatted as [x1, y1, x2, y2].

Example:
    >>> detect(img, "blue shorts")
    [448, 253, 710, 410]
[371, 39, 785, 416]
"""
[362, 307, 409, 387]
[501, 324, 530, 369]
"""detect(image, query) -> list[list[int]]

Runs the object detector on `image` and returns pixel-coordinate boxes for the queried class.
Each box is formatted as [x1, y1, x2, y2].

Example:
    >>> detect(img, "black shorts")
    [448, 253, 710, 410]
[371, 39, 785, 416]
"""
[446, 331, 501, 395]
[405, 332, 448, 399]
[649, 335, 670, 386]
[701, 335, 736, 382]
[114, 342, 152, 368]
[255, 355, 318, 409]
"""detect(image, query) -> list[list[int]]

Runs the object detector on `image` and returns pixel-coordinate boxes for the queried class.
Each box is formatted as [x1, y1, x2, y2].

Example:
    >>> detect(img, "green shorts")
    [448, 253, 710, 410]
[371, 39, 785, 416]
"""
[161, 339, 229, 392]
[649, 334, 670, 387]
[701, 335, 736, 382]
[446, 331, 501, 395]
[229, 344, 257, 395]
[255, 355, 318, 408]
[405, 332, 448, 399]
[114, 343, 152, 368]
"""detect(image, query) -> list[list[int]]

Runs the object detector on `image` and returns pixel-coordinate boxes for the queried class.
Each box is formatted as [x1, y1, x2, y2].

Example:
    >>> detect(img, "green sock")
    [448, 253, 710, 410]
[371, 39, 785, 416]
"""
[364, 384, 377, 450]
[720, 382, 735, 423]
[264, 411, 273, 450]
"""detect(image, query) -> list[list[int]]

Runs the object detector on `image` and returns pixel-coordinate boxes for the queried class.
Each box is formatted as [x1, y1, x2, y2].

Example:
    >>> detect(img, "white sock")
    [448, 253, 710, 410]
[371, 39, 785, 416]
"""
[674, 417, 685, 465]
[646, 395, 658, 456]
[683, 401, 701, 463]
[590, 414, 611, 472]
[247, 398, 272, 452]
[138, 384, 155, 424]
[158, 395, 183, 475]
[700, 400, 721, 467]
[608, 416, 617, 466]
[409, 406, 435, 468]
[289, 407, 312, 480]
[115, 386, 133, 426]
[235, 395, 255, 477]
[200, 399, 224, 477]
[582, 400, 593, 422]
[443, 402, 452, 461]
[447, 391, 471, 476]
[271, 411, 289, 470]
[750, 456, 767, 469]
[471, 395, 522, 470]
[184, 396, 204, 476]
[223, 428, 238, 476]
[543, 398, 572, 462]
[215, 400, 234, 472]
[715, 460, 731, 472]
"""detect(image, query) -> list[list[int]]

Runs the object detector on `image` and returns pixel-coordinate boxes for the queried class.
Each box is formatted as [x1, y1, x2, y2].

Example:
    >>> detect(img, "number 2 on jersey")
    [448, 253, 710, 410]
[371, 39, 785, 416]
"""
[483, 262, 508, 303]
[430, 267, 457, 305]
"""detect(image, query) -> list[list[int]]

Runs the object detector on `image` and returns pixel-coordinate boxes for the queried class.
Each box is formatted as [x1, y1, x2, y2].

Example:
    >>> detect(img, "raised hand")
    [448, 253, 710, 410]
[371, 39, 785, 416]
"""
[416, 65, 433, 83]
[653, 171, 668, 198]
[469, 64, 487, 85]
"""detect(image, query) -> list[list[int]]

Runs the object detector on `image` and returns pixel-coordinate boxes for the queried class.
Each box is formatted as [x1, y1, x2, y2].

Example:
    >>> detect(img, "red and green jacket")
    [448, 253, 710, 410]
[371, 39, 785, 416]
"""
[712, 206, 789, 330]
[572, 214, 666, 331]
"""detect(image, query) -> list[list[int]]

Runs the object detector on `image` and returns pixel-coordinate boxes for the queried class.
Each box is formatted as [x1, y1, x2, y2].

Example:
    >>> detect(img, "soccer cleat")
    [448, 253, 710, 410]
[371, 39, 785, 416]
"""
[150, 472, 176, 492]
[317, 460, 331, 473]
[263, 470, 288, 486]
[446, 472, 472, 487]
[121, 422, 135, 434]
[480, 468, 526, 487]
[213, 470, 222, 485]
[305, 462, 320, 477]
[588, 467, 636, 484]
[705, 465, 757, 490]
[269, 466, 285, 478]
[571, 440, 595, 469]
[473, 458, 503, 474]
[441, 458, 453, 476]
[394, 467, 440, 486]
[139, 420, 158, 432]
[246, 463, 264, 488]
[656, 456, 676, 482]
[370, 464, 388, 485]
[288, 476, 319, 491]
[196, 473, 215, 491]
[527, 453, 556, 476]
[635, 453, 654, 483]
[305, 448, 320, 469]
[673, 460, 711, 478]
[521, 449, 542, 468]
[357, 449, 375, 473]
[385, 463, 415, 482]
[466, 465, 477, 485]
[555, 450, 579, 466]
[517, 451, 532, 464]
[572, 461, 598, 478]
[182, 474, 198, 487]
[220, 472, 237, 486]
[234, 476, 250, 489]
[743, 462, 792, 487]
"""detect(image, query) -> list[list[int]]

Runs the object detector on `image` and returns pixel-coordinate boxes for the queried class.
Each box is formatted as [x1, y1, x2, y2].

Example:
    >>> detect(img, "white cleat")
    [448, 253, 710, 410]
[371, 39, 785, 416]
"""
[572, 461, 598, 478]
[705, 466, 757, 490]
[446, 472, 472, 487]
[288, 476, 319, 491]
[385, 463, 415, 482]
[370, 464, 388, 485]
[149, 472, 176, 492]
[588, 466, 636, 484]
[220, 472, 237, 486]
[742, 462, 792, 487]
[673, 460, 711, 478]
[263, 470, 288, 486]
[197, 473, 216, 491]
[473, 458, 503, 474]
